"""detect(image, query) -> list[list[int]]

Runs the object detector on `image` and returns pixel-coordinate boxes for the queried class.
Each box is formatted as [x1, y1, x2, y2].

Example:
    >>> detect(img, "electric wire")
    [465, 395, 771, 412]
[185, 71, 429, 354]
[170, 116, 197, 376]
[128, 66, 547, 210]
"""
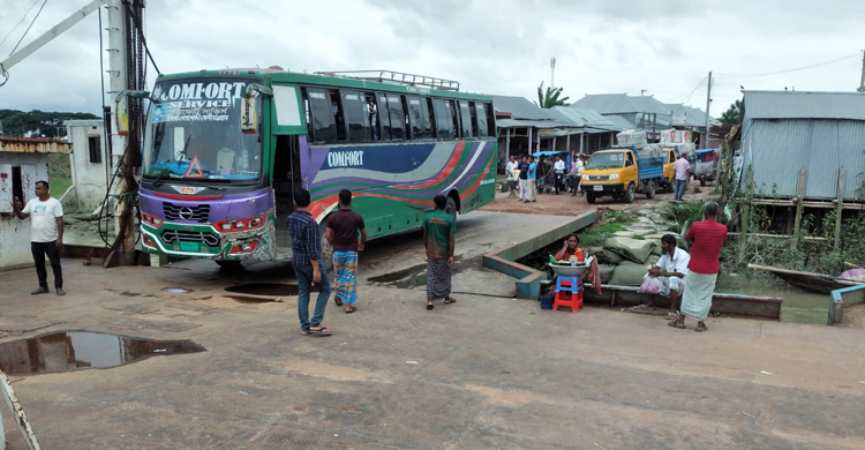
[717, 51, 861, 78]
[8, 0, 48, 57]
[0, 0, 42, 52]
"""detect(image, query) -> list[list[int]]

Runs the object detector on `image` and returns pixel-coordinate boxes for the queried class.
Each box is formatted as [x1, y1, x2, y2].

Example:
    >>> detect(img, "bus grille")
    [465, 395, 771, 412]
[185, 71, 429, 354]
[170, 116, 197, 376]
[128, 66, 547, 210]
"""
[161, 230, 220, 247]
[163, 203, 210, 223]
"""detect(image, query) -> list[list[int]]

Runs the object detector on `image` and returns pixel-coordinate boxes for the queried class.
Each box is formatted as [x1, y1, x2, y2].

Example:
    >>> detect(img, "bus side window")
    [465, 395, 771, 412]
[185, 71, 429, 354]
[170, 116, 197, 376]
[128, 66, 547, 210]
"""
[363, 92, 380, 141]
[377, 92, 390, 140]
[329, 89, 347, 141]
[458, 101, 472, 137]
[400, 96, 410, 139]
[305, 87, 338, 143]
[342, 90, 373, 142]
[408, 96, 432, 139]
[426, 97, 437, 138]
[448, 100, 460, 137]
[476, 103, 489, 137]
[432, 98, 455, 140]
[468, 102, 480, 137]
[484, 102, 496, 136]
[386, 94, 406, 140]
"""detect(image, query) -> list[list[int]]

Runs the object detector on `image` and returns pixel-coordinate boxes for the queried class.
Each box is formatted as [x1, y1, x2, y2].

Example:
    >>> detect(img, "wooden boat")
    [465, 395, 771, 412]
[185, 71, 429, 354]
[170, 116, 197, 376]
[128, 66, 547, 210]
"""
[748, 264, 863, 294]
[583, 283, 783, 320]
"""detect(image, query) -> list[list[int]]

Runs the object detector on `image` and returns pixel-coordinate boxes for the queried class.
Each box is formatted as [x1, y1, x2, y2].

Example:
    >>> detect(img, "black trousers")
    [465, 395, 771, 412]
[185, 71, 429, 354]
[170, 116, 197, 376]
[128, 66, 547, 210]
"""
[31, 241, 62, 289]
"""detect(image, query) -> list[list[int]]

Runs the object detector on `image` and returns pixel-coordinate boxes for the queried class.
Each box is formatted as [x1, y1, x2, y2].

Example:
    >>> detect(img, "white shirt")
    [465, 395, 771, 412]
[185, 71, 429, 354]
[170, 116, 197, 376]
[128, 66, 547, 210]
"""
[505, 161, 518, 181]
[656, 247, 690, 276]
[554, 160, 565, 173]
[22, 197, 63, 243]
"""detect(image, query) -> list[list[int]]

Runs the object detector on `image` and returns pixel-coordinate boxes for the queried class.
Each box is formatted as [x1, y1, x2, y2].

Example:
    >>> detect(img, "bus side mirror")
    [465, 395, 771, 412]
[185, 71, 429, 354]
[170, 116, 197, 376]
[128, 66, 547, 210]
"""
[241, 93, 258, 134]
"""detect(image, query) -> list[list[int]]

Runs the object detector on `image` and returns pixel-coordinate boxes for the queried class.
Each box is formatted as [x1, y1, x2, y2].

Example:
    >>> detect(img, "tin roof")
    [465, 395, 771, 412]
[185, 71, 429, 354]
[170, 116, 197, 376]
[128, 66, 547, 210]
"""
[573, 93, 670, 115]
[0, 136, 70, 154]
[744, 90, 865, 120]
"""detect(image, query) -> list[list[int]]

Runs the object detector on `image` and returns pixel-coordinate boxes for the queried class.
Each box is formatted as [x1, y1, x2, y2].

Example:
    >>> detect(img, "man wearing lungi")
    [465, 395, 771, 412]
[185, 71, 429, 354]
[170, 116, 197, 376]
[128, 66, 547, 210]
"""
[643, 234, 690, 316]
[325, 189, 367, 314]
[423, 195, 456, 310]
[669, 202, 727, 332]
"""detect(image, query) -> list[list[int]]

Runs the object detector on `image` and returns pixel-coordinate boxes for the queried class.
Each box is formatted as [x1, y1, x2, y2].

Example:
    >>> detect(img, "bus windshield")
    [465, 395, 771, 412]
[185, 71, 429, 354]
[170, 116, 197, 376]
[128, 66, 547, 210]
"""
[587, 152, 624, 169]
[143, 78, 261, 182]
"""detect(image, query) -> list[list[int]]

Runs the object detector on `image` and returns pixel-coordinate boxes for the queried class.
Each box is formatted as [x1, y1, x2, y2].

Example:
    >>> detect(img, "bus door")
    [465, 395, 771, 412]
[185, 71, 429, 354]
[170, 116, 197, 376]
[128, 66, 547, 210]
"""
[271, 85, 308, 252]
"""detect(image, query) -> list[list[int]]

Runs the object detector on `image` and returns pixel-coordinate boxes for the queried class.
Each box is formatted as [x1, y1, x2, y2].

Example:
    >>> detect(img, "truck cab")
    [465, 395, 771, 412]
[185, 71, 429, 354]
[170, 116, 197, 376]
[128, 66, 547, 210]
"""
[581, 147, 664, 204]
[662, 147, 677, 191]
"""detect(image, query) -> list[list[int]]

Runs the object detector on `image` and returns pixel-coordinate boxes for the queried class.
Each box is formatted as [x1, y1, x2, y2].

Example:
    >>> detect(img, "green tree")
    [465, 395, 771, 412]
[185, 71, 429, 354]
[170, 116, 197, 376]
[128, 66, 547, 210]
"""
[719, 99, 744, 126]
[536, 82, 570, 108]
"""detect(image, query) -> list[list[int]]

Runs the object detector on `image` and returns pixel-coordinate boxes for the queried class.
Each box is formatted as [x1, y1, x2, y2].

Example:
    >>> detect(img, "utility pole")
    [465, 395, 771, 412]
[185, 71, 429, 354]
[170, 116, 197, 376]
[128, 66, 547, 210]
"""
[550, 57, 556, 89]
[858, 49, 865, 93]
[702, 71, 713, 148]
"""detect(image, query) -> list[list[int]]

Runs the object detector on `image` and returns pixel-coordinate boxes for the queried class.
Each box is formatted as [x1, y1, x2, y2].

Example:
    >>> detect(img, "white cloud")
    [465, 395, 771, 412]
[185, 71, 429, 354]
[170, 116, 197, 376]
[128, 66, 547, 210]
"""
[0, 0, 863, 116]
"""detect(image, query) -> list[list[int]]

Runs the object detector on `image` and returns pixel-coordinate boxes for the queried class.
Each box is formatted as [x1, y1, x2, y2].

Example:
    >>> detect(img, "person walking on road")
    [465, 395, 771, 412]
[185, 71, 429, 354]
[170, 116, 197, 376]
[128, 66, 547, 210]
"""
[674, 152, 691, 201]
[517, 156, 529, 202]
[325, 189, 367, 314]
[669, 202, 727, 332]
[553, 156, 566, 195]
[423, 195, 456, 310]
[505, 156, 519, 198]
[12, 180, 65, 296]
[287, 188, 332, 337]
[527, 156, 538, 202]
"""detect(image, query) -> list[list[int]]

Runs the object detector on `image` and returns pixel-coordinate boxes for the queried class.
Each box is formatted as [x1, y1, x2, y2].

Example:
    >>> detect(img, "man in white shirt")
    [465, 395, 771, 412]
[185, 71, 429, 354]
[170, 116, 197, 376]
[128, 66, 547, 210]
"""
[12, 180, 65, 296]
[674, 153, 691, 202]
[642, 234, 689, 315]
[505, 156, 518, 198]
[553, 156, 566, 195]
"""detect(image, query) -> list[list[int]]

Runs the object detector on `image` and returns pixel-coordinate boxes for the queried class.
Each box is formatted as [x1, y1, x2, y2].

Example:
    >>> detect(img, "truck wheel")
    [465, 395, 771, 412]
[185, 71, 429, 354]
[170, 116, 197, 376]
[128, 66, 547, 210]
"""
[586, 192, 596, 204]
[646, 182, 656, 199]
[625, 184, 635, 203]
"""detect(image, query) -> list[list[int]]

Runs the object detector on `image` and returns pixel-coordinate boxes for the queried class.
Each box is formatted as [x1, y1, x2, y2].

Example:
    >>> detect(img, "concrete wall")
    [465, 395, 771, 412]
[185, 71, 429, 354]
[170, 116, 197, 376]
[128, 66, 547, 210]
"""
[66, 120, 109, 212]
[0, 152, 50, 270]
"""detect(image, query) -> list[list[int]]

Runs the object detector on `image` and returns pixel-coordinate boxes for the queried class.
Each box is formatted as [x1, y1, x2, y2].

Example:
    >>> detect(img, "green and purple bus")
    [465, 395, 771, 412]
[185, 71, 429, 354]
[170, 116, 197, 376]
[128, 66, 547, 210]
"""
[139, 68, 497, 265]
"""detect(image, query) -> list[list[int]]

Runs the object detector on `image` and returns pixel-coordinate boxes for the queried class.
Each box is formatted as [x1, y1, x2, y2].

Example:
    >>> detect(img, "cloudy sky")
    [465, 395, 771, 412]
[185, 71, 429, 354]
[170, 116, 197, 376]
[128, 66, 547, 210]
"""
[1, 0, 863, 116]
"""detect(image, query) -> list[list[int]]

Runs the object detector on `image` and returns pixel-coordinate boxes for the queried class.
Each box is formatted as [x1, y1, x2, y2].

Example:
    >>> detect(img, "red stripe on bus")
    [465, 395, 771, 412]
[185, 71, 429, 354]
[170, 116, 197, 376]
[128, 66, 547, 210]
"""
[394, 142, 466, 190]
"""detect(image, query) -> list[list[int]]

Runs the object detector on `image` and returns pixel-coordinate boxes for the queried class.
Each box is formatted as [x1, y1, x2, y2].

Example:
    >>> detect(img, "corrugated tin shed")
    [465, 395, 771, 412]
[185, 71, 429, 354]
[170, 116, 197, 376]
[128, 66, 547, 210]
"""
[492, 95, 555, 121]
[667, 103, 717, 128]
[550, 106, 622, 131]
[0, 136, 70, 154]
[741, 90, 865, 201]
[573, 93, 670, 115]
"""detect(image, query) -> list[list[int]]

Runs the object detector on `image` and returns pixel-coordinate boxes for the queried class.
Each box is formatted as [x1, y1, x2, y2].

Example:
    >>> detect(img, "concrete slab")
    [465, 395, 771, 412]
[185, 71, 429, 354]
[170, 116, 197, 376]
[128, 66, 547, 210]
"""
[0, 209, 864, 449]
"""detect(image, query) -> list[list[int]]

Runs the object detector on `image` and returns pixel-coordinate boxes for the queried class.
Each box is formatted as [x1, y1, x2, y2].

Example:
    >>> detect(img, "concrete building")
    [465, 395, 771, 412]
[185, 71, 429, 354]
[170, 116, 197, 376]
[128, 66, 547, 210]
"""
[0, 136, 71, 270]
[741, 90, 865, 203]
[64, 120, 111, 213]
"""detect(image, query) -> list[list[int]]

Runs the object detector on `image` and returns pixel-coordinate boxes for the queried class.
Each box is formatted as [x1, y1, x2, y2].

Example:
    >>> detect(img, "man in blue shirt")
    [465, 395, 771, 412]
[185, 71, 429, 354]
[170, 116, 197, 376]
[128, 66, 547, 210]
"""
[527, 156, 538, 202]
[287, 188, 332, 336]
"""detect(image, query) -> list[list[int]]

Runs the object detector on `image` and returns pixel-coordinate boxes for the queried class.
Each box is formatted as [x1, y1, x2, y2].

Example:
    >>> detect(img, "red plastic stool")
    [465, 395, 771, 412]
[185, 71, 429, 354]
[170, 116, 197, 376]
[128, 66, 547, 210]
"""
[553, 277, 583, 312]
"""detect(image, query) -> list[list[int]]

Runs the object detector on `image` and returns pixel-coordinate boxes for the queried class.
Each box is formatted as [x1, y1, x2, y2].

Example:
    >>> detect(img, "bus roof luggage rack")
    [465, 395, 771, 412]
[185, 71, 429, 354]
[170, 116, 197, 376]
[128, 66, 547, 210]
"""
[314, 70, 460, 91]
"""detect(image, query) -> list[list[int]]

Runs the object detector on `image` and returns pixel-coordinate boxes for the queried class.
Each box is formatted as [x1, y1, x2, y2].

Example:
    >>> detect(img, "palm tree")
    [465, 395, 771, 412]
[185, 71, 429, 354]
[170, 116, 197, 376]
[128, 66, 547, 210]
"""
[537, 82, 570, 108]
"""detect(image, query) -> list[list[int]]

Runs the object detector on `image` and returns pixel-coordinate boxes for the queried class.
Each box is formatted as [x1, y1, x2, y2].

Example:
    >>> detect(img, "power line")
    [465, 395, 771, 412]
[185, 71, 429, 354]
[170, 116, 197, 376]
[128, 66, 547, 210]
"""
[0, 0, 43, 52]
[717, 51, 861, 78]
[8, 0, 48, 58]
[680, 74, 708, 105]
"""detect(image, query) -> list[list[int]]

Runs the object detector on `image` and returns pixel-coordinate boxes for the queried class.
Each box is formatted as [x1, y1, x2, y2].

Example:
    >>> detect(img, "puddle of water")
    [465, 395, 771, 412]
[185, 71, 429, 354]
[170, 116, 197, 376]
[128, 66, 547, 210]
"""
[718, 276, 829, 324]
[225, 283, 300, 296]
[162, 287, 192, 294]
[0, 331, 206, 376]
[225, 294, 281, 304]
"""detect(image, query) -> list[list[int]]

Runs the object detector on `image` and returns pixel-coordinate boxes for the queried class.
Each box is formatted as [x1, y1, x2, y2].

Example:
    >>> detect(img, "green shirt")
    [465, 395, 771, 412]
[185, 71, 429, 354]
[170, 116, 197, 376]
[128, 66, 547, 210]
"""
[423, 209, 455, 258]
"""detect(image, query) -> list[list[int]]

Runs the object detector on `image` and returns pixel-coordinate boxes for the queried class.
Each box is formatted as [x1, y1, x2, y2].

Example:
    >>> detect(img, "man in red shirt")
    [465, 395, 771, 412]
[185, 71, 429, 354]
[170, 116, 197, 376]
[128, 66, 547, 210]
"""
[669, 201, 727, 332]
[325, 189, 367, 314]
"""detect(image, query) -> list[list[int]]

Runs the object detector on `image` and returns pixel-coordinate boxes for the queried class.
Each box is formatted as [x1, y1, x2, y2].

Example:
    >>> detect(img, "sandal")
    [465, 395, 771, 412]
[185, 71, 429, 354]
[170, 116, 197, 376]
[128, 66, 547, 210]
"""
[334, 298, 343, 306]
[694, 322, 708, 333]
[426, 302, 434, 310]
[344, 305, 356, 314]
[308, 326, 332, 337]
[667, 319, 686, 329]
[442, 297, 456, 304]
